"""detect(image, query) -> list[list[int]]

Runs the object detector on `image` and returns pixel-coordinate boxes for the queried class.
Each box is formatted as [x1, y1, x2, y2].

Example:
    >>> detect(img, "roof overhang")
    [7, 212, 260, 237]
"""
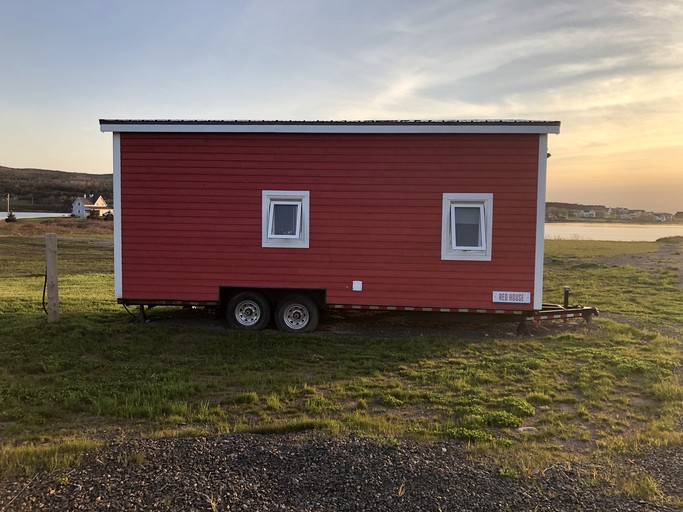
[99, 119, 560, 135]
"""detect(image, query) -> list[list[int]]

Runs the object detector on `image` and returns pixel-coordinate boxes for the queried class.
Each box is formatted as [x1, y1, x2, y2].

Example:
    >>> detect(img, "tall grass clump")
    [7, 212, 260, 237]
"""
[0, 438, 101, 477]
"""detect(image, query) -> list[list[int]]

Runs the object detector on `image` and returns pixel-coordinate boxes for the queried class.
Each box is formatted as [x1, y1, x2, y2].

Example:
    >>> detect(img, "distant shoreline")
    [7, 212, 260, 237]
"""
[546, 218, 683, 225]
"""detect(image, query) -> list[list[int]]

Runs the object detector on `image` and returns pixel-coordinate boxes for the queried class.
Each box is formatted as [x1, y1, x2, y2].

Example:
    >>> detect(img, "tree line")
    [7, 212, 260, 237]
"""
[0, 165, 113, 212]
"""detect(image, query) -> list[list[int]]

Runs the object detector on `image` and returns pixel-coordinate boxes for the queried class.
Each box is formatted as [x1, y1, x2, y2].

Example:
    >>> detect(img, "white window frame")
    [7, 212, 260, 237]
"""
[450, 203, 485, 251]
[262, 190, 310, 248]
[441, 193, 493, 261]
[268, 200, 302, 239]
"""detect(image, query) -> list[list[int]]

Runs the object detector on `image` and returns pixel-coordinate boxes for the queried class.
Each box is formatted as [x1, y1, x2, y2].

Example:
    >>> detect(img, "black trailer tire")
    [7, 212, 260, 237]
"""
[226, 291, 271, 330]
[275, 295, 319, 333]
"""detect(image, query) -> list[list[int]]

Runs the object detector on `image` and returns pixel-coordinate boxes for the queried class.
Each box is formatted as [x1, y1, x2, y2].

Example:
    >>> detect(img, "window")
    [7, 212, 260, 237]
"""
[269, 201, 301, 238]
[262, 190, 310, 248]
[441, 193, 492, 260]
[451, 204, 484, 249]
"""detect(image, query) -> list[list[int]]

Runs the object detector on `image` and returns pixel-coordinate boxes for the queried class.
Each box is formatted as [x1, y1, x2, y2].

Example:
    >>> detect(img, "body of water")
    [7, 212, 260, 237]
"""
[545, 222, 683, 242]
[2, 214, 681, 242]
[1, 211, 69, 220]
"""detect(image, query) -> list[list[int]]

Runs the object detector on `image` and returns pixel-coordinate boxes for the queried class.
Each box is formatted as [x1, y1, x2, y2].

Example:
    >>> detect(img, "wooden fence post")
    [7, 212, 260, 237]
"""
[45, 233, 59, 323]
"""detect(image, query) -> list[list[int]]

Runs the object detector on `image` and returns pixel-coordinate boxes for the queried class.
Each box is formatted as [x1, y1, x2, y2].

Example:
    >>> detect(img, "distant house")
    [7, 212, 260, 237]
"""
[654, 213, 673, 222]
[72, 195, 113, 218]
[618, 209, 645, 220]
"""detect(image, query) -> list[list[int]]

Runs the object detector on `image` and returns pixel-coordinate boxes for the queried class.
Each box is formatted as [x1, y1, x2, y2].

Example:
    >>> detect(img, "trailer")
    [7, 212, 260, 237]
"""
[99, 119, 595, 333]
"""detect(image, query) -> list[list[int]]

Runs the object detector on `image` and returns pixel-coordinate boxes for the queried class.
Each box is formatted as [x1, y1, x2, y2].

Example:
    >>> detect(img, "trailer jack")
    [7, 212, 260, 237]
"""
[133, 305, 153, 324]
[517, 287, 599, 335]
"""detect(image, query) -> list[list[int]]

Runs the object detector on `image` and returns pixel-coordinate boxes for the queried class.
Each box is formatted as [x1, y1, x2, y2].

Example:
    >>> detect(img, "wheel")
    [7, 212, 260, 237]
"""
[275, 295, 319, 333]
[226, 291, 271, 330]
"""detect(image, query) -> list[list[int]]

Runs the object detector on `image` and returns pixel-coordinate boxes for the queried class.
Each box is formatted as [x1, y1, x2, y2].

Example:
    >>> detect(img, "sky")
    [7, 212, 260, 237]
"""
[1, 0, 681, 213]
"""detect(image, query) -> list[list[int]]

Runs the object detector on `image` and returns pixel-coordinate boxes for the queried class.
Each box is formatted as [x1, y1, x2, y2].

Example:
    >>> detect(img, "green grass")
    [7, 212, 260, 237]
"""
[545, 240, 683, 332]
[0, 228, 682, 506]
[544, 239, 659, 259]
[0, 437, 102, 477]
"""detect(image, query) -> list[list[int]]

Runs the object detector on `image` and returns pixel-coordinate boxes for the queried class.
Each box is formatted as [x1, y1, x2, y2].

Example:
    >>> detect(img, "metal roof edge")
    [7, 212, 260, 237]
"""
[99, 119, 561, 134]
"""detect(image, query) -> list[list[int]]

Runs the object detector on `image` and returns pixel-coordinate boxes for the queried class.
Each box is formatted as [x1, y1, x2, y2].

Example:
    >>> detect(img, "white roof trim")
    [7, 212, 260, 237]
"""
[99, 120, 560, 135]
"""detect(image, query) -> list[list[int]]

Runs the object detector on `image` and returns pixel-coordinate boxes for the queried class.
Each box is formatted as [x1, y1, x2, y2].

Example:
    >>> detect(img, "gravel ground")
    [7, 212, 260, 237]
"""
[2, 433, 681, 511]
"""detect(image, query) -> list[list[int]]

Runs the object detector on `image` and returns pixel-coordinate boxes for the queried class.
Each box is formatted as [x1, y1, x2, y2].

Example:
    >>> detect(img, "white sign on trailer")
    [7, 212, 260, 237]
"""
[492, 291, 531, 304]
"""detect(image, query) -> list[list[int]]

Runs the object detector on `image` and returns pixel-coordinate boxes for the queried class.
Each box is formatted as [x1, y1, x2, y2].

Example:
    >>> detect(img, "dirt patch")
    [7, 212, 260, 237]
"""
[0, 217, 113, 237]
[316, 309, 589, 339]
[591, 243, 683, 288]
[57, 236, 113, 246]
[141, 305, 591, 339]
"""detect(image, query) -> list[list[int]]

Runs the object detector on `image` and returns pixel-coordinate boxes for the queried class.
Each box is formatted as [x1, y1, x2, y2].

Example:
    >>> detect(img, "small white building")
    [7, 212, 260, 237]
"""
[72, 195, 113, 218]
[654, 213, 673, 222]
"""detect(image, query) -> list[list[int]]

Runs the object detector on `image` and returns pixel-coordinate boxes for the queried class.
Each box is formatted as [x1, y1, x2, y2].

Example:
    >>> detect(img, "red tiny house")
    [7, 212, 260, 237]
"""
[101, 120, 561, 331]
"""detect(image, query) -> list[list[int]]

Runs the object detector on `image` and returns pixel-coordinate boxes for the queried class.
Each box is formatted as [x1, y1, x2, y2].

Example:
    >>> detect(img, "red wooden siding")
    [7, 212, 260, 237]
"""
[119, 132, 540, 309]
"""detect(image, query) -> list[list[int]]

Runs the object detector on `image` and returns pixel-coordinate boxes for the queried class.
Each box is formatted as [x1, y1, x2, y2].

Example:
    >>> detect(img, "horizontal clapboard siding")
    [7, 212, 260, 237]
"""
[119, 132, 540, 309]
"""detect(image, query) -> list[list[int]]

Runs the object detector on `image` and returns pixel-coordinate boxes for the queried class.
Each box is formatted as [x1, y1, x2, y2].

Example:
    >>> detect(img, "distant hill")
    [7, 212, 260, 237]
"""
[546, 202, 606, 211]
[0, 166, 666, 218]
[0, 165, 112, 212]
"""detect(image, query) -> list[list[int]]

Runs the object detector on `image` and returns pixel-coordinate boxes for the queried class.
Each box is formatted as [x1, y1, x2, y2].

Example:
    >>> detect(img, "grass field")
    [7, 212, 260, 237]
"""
[1, 219, 682, 501]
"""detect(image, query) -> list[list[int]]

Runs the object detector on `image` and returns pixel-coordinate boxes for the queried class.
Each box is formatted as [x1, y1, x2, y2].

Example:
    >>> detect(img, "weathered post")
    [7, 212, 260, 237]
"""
[45, 233, 59, 323]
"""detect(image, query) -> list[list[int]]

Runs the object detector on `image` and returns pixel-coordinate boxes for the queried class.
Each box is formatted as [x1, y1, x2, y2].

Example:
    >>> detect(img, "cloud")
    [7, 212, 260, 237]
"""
[318, 1, 681, 117]
[0, 0, 681, 213]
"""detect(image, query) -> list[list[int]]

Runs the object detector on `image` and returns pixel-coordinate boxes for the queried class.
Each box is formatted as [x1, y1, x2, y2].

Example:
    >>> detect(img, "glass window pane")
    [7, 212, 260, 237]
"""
[271, 203, 299, 236]
[453, 206, 481, 247]
[455, 223, 480, 247]
[455, 207, 480, 224]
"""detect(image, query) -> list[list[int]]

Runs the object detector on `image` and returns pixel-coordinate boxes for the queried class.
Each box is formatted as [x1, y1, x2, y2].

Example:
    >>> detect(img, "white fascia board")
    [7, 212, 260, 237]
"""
[99, 122, 561, 135]
[533, 134, 548, 310]
[112, 133, 123, 299]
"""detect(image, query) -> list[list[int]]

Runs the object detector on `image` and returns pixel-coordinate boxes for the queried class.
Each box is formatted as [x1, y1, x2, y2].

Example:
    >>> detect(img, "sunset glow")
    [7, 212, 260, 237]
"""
[1, 0, 681, 212]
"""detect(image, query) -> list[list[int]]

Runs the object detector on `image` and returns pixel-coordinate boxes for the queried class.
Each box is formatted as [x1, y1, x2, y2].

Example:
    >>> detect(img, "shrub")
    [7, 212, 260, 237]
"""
[526, 392, 553, 406]
[444, 427, 494, 443]
[4, 211, 17, 223]
[230, 392, 259, 405]
[499, 467, 521, 480]
[498, 396, 536, 417]
[484, 411, 523, 428]
[379, 394, 404, 407]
